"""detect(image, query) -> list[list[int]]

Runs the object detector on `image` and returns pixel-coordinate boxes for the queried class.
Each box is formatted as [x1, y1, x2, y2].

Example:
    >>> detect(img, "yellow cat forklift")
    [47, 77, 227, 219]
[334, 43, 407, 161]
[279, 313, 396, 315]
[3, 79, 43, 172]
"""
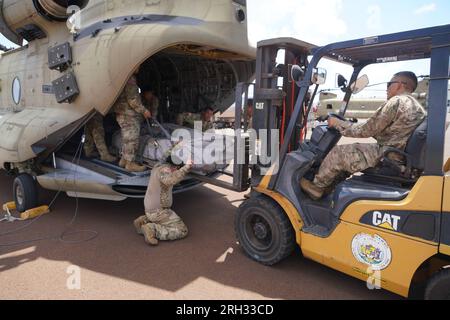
[233, 25, 450, 299]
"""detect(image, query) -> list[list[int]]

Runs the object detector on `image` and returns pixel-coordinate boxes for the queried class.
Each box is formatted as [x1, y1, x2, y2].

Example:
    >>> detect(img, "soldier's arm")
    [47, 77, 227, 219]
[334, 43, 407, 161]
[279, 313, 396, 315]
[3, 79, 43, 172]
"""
[151, 98, 159, 118]
[334, 97, 399, 138]
[203, 121, 214, 132]
[182, 114, 195, 128]
[159, 165, 193, 187]
[125, 85, 148, 115]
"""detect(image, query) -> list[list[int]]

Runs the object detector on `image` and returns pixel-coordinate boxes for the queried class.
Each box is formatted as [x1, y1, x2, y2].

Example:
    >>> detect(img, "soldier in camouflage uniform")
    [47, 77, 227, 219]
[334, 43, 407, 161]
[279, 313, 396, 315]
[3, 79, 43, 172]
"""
[245, 99, 254, 130]
[113, 72, 152, 172]
[134, 147, 193, 246]
[84, 113, 117, 162]
[181, 107, 215, 132]
[301, 71, 426, 200]
[142, 89, 160, 120]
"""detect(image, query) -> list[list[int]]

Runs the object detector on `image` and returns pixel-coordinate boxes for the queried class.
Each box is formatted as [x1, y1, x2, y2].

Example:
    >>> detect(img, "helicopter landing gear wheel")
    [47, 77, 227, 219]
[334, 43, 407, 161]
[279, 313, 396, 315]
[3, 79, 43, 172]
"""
[13, 174, 39, 213]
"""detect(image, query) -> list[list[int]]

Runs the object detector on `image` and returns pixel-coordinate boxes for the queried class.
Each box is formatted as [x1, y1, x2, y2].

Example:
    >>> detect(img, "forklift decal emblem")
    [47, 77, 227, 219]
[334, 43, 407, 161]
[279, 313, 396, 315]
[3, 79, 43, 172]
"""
[372, 211, 401, 231]
[352, 234, 392, 271]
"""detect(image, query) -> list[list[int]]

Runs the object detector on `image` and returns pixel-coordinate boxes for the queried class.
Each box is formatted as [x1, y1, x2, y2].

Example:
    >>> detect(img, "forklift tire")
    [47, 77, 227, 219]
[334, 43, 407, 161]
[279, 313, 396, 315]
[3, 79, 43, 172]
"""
[235, 196, 296, 266]
[13, 174, 39, 213]
[424, 268, 450, 300]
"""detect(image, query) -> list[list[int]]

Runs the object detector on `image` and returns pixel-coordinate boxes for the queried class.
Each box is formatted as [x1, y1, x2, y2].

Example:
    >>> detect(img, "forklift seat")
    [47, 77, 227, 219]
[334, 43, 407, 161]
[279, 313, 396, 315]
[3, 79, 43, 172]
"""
[331, 178, 410, 218]
[362, 118, 427, 184]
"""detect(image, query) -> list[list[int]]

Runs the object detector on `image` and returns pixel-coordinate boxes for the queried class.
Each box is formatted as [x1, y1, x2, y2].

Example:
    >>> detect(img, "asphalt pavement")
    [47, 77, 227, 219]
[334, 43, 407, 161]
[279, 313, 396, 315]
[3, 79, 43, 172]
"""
[0, 171, 399, 300]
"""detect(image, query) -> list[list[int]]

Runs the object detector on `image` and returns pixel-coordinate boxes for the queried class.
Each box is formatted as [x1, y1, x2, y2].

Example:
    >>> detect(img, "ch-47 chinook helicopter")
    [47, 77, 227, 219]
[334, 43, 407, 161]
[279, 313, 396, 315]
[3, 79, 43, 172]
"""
[0, 0, 255, 212]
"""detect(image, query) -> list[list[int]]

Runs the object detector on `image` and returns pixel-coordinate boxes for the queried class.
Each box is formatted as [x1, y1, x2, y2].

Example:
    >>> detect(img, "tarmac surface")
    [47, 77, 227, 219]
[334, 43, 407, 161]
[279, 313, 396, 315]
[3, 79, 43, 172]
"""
[0, 172, 400, 300]
[2, 130, 449, 300]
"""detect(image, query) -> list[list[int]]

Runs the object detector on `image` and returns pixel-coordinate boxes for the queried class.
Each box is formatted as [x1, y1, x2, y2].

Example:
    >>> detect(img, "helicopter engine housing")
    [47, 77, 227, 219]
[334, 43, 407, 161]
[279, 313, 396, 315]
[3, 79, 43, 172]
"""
[0, 0, 89, 45]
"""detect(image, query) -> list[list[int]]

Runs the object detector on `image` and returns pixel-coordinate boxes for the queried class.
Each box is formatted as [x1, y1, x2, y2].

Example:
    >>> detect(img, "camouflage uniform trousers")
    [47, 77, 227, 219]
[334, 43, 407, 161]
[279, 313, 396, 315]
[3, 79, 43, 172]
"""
[314, 143, 385, 189]
[116, 113, 143, 162]
[84, 114, 109, 155]
[141, 209, 188, 241]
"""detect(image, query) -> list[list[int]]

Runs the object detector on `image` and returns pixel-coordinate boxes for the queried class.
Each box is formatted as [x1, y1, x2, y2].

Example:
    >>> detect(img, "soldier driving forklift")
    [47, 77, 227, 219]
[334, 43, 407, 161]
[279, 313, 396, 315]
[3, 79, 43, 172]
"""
[229, 25, 450, 299]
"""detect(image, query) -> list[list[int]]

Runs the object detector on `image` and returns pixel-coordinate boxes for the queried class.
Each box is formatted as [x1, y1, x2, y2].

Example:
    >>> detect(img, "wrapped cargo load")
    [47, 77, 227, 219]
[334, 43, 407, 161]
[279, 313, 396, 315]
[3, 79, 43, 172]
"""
[111, 123, 234, 175]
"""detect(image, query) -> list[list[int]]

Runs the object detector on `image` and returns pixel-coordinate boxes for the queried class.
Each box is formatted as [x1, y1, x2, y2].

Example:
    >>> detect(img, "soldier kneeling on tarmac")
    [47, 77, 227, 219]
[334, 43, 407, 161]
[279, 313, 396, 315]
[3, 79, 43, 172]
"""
[134, 145, 193, 246]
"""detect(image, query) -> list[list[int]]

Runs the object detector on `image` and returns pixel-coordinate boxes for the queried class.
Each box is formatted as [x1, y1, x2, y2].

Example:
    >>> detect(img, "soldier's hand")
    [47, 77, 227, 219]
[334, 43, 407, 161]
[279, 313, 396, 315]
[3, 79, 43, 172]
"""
[327, 117, 340, 128]
[186, 159, 194, 167]
[143, 111, 152, 119]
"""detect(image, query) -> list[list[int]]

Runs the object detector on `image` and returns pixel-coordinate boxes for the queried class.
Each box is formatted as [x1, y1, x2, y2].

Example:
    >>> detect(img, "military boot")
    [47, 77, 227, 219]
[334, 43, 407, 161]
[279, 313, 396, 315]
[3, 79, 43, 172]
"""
[300, 178, 326, 201]
[125, 161, 147, 172]
[141, 224, 159, 246]
[84, 146, 97, 158]
[133, 215, 148, 235]
[95, 141, 117, 163]
[99, 152, 117, 163]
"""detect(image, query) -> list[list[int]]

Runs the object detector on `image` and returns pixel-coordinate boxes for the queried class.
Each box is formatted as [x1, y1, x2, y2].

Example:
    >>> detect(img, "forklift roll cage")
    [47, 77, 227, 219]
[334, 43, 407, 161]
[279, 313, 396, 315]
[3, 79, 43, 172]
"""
[233, 24, 450, 300]
[198, 24, 450, 196]
[256, 24, 450, 189]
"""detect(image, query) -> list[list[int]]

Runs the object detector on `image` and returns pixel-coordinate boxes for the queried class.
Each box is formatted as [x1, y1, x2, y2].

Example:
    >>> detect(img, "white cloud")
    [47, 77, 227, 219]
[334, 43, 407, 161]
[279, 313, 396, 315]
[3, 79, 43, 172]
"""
[246, 0, 431, 99]
[414, 3, 436, 15]
[0, 34, 19, 49]
[367, 5, 382, 30]
[247, 0, 347, 46]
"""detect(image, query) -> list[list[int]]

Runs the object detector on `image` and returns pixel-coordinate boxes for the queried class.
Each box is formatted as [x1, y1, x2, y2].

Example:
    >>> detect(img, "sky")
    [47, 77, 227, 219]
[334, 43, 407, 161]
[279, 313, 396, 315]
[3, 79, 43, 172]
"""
[0, 0, 449, 97]
[246, 0, 450, 97]
[247, 0, 450, 46]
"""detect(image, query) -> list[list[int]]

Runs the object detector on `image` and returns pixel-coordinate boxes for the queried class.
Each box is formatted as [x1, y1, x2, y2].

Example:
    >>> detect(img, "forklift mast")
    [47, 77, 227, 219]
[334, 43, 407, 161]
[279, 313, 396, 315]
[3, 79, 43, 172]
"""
[191, 38, 317, 193]
[251, 38, 317, 187]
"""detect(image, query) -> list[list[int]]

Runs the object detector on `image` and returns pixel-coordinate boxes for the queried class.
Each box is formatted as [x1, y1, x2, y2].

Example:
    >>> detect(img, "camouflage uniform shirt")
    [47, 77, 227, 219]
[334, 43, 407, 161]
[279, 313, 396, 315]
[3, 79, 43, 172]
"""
[112, 76, 148, 162]
[158, 163, 191, 209]
[113, 76, 148, 117]
[335, 94, 426, 149]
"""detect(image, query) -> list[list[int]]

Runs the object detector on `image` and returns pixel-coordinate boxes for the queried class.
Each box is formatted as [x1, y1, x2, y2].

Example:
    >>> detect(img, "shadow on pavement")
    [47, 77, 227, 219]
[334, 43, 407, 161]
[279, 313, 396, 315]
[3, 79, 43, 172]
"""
[0, 172, 400, 300]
